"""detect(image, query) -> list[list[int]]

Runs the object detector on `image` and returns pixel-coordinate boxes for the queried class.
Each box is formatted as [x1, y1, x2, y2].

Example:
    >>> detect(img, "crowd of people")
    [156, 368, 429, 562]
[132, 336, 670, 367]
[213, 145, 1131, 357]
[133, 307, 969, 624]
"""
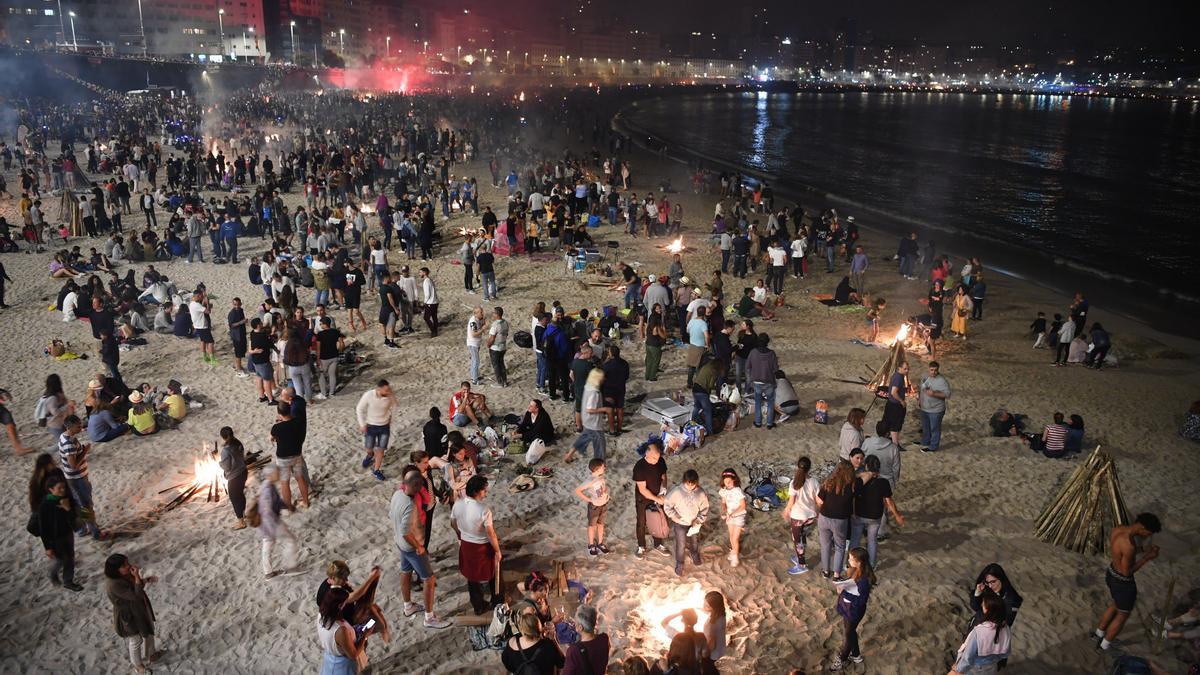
[1, 73, 1189, 675]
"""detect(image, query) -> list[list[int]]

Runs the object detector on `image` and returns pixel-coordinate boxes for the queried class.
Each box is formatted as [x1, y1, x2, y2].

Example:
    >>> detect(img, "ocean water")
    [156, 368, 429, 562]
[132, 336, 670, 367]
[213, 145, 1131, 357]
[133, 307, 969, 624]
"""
[624, 91, 1200, 297]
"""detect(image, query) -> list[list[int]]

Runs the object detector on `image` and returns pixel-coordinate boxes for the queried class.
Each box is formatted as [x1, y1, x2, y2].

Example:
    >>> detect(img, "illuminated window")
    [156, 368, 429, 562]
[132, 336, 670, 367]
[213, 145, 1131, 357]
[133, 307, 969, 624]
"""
[45, 8, 55, 15]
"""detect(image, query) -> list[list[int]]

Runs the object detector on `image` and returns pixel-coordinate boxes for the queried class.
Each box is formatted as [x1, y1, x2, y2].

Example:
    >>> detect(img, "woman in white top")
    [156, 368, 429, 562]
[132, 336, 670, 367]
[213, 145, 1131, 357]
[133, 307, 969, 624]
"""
[783, 456, 820, 575]
[316, 585, 372, 675]
[717, 468, 748, 568]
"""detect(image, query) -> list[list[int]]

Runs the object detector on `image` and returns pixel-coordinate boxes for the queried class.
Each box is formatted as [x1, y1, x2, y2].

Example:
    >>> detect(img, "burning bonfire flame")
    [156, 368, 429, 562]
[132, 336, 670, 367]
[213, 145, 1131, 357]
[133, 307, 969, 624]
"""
[666, 237, 685, 254]
[191, 453, 226, 499]
[358, 204, 377, 214]
[641, 582, 726, 647]
[892, 323, 910, 345]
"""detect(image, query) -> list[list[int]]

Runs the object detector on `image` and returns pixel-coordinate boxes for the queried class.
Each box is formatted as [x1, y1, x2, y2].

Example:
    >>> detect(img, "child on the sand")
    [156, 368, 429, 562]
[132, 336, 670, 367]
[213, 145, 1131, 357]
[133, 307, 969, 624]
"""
[1030, 311, 1048, 349]
[574, 458, 610, 556]
[865, 298, 885, 342]
[717, 468, 747, 567]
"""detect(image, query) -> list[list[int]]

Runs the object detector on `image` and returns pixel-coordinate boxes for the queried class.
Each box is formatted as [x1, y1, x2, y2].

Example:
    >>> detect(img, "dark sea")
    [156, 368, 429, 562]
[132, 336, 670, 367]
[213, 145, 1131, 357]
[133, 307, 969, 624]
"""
[623, 91, 1200, 301]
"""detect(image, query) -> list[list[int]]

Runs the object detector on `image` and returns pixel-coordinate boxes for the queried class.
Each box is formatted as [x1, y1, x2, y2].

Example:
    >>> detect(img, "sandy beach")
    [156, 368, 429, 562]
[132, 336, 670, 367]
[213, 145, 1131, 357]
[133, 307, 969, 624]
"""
[1, 130, 1198, 675]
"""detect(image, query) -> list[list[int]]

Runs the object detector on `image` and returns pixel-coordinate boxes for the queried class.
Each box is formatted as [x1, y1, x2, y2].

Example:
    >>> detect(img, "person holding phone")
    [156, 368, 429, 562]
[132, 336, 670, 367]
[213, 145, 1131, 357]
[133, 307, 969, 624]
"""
[317, 586, 373, 675]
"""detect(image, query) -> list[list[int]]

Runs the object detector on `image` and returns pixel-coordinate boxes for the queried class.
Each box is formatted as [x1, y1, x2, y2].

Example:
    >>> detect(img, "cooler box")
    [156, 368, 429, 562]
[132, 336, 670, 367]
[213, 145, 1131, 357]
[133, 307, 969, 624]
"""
[640, 397, 693, 428]
[579, 248, 602, 263]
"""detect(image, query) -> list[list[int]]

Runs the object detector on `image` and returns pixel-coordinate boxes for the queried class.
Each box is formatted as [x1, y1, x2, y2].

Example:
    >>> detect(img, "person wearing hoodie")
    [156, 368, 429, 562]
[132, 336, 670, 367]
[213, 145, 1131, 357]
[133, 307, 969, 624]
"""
[663, 470, 710, 577]
[746, 333, 780, 429]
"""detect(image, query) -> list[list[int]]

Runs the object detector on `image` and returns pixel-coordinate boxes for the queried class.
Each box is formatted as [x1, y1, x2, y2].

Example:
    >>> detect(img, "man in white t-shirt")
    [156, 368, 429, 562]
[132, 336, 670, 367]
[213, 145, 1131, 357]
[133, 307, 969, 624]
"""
[486, 306, 510, 386]
[188, 291, 216, 364]
[790, 235, 808, 278]
[766, 241, 788, 295]
[685, 292, 711, 325]
[419, 267, 438, 337]
[450, 475, 502, 615]
[465, 306, 486, 385]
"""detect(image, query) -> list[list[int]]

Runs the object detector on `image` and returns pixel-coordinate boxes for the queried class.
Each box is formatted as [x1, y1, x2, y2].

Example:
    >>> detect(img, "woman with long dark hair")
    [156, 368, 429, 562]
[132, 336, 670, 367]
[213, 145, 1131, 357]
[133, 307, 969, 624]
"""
[283, 329, 312, 401]
[42, 373, 76, 447]
[644, 303, 668, 381]
[952, 593, 1012, 674]
[828, 547, 876, 671]
[317, 586, 372, 674]
[28, 453, 65, 512]
[816, 460, 855, 580]
[783, 456, 819, 575]
[104, 553, 160, 674]
[970, 563, 1023, 629]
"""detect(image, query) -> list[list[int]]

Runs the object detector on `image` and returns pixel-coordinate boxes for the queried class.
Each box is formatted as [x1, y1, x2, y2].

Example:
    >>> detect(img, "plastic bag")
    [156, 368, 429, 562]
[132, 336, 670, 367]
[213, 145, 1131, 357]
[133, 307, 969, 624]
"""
[525, 438, 548, 465]
[645, 504, 670, 540]
[814, 399, 829, 424]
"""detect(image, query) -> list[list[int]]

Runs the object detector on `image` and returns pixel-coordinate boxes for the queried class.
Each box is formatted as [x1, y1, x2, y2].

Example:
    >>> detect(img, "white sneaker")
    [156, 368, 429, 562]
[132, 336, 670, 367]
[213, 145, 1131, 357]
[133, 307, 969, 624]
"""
[313, 393, 326, 400]
[403, 602, 422, 617]
[778, 413, 791, 423]
[423, 613, 451, 629]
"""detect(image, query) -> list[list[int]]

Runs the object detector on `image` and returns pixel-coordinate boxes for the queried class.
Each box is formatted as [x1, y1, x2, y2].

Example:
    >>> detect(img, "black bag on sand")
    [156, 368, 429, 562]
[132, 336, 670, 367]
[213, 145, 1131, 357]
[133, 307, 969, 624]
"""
[513, 330, 533, 349]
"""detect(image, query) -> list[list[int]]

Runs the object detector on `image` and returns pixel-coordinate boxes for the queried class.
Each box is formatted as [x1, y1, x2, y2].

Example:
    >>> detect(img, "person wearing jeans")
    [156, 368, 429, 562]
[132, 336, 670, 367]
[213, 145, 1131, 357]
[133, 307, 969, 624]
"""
[746, 333, 780, 428]
[38, 476, 81, 590]
[566, 369, 609, 462]
[816, 460, 855, 579]
[918, 361, 951, 453]
[663, 470, 709, 577]
[849, 456, 905, 568]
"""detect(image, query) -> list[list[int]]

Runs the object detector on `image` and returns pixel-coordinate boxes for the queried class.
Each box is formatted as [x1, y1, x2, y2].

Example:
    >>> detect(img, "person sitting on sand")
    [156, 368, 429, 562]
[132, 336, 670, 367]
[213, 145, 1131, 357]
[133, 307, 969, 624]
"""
[152, 301, 174, 334]
[1068, 332, 1089, 364]
[156, 381, 187, 428]
[515, 399, 556, 446]
[735, 287, 775, 320]
[125, 391, 157, 436]
[988, 408, 1025, 437]
[315, 561, 392, 643]
[1024, 412, 1069, 458]
[833, 276, 860, 305]
[87, 399, 130, 443]
[448, 382, 492, 428]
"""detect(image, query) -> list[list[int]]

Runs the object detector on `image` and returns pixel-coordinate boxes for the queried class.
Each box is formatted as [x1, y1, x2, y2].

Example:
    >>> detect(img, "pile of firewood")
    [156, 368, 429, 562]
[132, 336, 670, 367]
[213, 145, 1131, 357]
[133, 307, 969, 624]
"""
[1034, 446, 1130, 555]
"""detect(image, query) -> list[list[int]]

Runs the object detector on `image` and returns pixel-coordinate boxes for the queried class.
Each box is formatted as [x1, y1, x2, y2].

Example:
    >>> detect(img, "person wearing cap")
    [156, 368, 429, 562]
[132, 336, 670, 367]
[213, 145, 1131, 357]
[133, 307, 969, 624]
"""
[644, 275, 672, 322]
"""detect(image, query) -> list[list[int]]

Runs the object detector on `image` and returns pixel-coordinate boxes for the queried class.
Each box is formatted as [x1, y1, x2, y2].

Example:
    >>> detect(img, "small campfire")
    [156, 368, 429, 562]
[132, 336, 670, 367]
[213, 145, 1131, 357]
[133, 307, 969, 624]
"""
[638, 582, 729, 647]
[159, 443, 272, 512]
[892, 322, 910, 346]
[657, 237, 689, 254]
[358, 204, 377, 215]
[457, 227, 482, 237]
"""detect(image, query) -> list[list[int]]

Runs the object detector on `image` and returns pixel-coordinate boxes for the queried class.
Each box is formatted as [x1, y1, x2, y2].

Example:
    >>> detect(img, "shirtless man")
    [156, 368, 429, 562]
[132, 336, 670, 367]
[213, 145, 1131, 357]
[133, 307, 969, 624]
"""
[1093, 512, 1162, 650]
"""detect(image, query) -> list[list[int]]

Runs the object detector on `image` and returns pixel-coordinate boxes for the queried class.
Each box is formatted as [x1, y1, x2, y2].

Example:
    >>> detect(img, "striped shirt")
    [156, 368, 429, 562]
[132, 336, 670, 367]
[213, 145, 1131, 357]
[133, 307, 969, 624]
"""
[58, 431, 87, 480]
[1042, 424, 1068, 453]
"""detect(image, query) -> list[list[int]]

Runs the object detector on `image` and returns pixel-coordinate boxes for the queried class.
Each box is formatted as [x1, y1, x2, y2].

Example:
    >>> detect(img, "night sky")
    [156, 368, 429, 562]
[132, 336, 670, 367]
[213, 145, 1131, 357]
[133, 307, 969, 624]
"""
[620, 0, 1198, 47]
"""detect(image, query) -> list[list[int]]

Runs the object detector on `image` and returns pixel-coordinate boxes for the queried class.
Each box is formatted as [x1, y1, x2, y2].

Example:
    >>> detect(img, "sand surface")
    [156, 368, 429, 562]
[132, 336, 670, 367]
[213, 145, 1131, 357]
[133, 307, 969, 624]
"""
[0, 139, 1198, 675]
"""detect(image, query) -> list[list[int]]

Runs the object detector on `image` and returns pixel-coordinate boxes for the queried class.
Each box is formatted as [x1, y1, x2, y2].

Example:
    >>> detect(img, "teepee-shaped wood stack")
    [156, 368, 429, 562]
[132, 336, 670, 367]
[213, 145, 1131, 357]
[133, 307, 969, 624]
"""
[1034, 446, 1130, 555]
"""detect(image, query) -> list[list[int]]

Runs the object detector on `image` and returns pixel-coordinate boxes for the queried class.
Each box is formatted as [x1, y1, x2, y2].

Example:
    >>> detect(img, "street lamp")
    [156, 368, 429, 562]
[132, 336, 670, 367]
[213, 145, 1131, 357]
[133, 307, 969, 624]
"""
[217, 8, 225, 56]
[289, 21, 296, 64]
[136, 0, 146, 56]
[386, 35, 390, 57]
[68, 11, 77, 51]
[56, 0, 65, 46]
[339, 28, 344, 55]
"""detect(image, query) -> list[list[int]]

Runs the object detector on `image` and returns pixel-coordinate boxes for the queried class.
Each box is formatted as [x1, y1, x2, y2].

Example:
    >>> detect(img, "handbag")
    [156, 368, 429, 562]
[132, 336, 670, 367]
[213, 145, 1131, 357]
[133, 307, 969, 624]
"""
[645, 504, 670, 540]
